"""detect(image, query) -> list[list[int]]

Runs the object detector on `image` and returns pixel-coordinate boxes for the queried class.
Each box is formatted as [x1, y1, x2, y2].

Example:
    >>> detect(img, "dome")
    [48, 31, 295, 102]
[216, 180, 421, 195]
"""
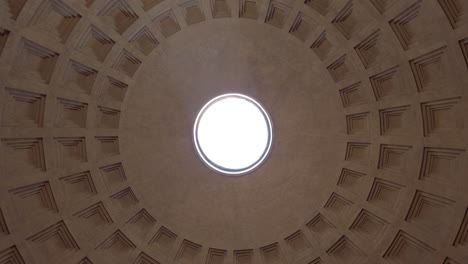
[0, 0, 467, 263]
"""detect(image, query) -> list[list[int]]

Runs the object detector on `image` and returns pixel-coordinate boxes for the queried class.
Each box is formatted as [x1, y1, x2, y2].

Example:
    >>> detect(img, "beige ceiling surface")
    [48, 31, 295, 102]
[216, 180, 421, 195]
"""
[0, 0, 468, 263]
[121, 20, 346, 247]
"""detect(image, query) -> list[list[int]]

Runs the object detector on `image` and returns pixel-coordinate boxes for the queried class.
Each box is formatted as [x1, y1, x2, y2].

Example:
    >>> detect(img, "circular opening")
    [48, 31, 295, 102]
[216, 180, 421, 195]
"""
[194, 94, 273, 175]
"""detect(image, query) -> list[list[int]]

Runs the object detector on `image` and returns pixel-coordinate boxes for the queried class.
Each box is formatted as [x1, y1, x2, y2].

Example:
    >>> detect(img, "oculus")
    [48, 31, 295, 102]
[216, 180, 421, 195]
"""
[194, 93, 272, 175]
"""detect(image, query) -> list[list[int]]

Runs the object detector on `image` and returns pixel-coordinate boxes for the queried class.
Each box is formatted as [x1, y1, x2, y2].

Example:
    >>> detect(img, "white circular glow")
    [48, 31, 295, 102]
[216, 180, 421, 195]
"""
[194, 94, 272, 175]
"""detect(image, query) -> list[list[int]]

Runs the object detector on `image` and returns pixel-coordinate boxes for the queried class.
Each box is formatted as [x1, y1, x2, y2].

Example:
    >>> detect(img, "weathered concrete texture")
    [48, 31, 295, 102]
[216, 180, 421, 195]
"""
[0, 0, 467, 263]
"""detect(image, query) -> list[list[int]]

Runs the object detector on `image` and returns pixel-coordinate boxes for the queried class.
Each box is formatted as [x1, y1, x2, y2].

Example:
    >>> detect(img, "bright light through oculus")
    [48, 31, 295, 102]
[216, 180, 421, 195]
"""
[194, 94, 272, 175]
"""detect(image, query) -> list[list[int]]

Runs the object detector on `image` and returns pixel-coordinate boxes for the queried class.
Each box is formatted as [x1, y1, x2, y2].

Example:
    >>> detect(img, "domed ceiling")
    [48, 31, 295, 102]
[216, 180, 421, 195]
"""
[0, 0, 467, 263]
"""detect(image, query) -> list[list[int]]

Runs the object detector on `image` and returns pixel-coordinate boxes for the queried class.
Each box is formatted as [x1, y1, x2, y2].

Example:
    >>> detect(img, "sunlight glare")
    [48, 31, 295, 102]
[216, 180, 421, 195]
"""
[195, 94, 271, 174]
